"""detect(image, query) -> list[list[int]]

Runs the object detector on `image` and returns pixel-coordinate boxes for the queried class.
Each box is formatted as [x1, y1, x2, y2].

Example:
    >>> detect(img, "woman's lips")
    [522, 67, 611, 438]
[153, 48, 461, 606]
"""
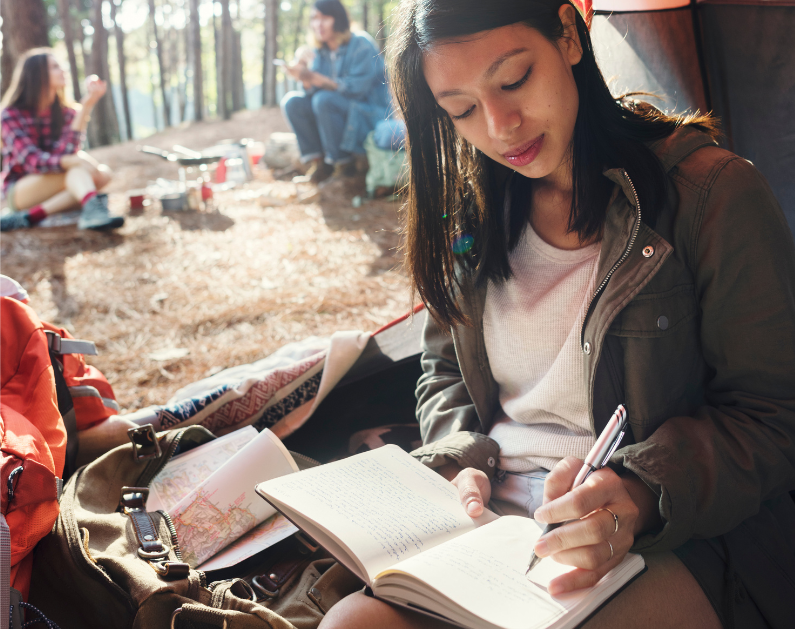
[503, 135, 544, 167]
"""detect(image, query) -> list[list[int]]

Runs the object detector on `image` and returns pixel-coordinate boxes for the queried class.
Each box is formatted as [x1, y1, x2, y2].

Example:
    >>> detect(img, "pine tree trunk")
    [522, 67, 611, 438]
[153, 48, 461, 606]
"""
[263, 0, 279, 108]
[189, 0, 203, 121]
[377, 1, 385, 50]
[292, 0, 307, 57]
[110, 0, 133, 140]
[55, 0, 82, 101]
[219, 0, 233, 119]
[149, 0, 172, 127]
[171, 23, 186, 122]
[88, 0, 121, 147]
[214, 6, 224, 118]
[0, 0, 50, 97]
[362, 1, 368, 35]
[232, 30, 245, 112]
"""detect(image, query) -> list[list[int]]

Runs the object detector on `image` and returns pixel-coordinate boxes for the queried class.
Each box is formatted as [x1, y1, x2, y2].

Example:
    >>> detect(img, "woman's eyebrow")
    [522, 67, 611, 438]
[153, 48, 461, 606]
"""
[434, 47, 529, 100]
[484, 48, 528, 79]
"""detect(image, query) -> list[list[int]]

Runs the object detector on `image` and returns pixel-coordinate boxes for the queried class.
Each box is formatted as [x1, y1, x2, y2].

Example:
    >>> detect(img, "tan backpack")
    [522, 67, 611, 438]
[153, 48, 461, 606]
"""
[27, 424, 362, 629]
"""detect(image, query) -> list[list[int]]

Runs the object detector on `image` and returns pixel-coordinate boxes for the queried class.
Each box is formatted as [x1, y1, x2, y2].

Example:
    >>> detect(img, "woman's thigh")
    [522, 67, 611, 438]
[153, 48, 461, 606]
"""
[12, 173, 68, 209]
[582, 552, 721, 629]
[320, 553, 722, 629]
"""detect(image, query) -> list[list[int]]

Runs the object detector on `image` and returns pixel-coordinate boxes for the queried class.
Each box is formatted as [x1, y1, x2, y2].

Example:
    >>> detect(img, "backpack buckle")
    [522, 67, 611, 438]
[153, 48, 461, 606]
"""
[45, 330, 97, 355]
[127, 425, 162, 461]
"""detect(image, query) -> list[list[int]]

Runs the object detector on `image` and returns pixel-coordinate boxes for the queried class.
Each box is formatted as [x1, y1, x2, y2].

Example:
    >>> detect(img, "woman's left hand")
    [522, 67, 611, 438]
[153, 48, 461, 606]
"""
[531, 457, 654, 596]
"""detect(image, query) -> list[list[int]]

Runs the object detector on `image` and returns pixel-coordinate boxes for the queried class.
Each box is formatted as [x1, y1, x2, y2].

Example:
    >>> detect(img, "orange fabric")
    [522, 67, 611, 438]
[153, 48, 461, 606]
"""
[1, 296, 65, 599]
[40, 320, 118, 430]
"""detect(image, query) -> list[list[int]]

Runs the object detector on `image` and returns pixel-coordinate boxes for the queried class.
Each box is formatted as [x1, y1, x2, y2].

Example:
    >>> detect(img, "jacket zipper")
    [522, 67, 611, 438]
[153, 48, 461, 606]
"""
[581, 170, 642, 346]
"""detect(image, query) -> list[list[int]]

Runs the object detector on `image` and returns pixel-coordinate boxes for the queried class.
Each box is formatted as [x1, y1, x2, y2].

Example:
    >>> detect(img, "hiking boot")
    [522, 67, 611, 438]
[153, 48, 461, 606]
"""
[78, 193, 125, 231]
[0, 211, 31, 232]
[0, 211, 32, 232]
[293, 159, 333, 184]
[318, 161, 358, 190]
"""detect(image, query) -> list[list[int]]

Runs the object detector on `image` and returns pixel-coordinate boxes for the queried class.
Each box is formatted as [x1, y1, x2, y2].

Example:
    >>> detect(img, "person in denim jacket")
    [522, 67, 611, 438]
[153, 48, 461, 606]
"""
[281, 0, 390, 183]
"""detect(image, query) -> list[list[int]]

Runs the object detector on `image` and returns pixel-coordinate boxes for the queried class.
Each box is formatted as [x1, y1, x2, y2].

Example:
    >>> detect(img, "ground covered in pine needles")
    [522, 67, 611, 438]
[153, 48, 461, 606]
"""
[1, 108, 412, 413]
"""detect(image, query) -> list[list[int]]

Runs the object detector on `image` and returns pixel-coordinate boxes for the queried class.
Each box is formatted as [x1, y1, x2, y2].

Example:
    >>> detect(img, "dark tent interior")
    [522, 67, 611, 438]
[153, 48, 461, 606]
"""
[591, 0, 795, 234]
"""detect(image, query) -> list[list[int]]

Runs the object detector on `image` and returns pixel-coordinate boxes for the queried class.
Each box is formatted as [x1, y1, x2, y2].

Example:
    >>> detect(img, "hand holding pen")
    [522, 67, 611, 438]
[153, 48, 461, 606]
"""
[526, 405, 651, 595]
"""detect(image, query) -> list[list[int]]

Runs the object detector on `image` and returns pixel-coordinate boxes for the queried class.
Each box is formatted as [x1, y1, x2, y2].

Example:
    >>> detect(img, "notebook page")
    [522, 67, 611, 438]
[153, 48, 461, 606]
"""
[375, 515, 644, 629]
[257, 445, 488, 582]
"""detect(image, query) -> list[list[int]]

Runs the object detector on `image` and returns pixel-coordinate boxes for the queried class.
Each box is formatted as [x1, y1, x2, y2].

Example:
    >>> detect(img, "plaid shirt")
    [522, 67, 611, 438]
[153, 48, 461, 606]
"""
[1, 105, 82, 196]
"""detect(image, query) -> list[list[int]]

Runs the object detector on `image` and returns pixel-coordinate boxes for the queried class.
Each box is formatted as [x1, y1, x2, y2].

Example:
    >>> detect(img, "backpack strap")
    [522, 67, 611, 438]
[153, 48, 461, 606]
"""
[119, 487, 189, 581]
[44, 331, 97, 357]
[46, 342, 79, 484]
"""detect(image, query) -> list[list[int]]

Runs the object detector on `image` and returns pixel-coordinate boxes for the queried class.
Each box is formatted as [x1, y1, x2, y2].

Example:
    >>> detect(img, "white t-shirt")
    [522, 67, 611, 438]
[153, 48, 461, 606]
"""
[484, 221, 600, 472]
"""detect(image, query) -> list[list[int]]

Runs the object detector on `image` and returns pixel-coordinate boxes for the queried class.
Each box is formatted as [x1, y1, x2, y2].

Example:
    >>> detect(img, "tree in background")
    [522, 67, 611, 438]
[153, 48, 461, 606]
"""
[149, 0, 171, 127]
[111, 0, 134, 140]
[262, 0, 279, 108]
[0, 0, 50, 97]
[219, 0, 233, 119]
[88, 0, 121, 146]
[56, 0, 83, 101]
[188, 0, 203, 121]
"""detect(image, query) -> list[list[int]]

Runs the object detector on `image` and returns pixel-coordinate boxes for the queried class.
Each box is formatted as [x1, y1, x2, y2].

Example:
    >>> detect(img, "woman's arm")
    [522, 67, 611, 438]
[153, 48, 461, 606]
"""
[70, 74, 107, 133]
[411, 310, 500, 478]
[60, 76, 106, 170]
[615, 156, 795, 552]
[522, 156, 795, 594]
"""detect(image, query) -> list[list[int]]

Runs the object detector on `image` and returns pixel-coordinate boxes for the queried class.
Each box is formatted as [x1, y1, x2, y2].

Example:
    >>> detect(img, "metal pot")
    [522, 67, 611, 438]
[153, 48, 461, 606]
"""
[160, 192, 189, 211]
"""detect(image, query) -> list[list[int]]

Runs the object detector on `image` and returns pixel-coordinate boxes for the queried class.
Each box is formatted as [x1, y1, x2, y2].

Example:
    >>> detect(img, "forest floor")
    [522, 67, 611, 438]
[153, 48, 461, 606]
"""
[1, 107, 412, 413]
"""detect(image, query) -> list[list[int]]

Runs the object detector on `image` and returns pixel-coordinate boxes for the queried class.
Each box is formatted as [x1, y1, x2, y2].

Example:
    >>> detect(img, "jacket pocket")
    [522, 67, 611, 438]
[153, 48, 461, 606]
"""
[608, 284, 698, 338]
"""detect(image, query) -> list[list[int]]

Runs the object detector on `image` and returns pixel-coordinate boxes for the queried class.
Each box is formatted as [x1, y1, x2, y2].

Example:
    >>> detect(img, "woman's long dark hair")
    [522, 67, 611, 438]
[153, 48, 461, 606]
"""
[0, 48, 65, 143]
[389, 0, 720, 328]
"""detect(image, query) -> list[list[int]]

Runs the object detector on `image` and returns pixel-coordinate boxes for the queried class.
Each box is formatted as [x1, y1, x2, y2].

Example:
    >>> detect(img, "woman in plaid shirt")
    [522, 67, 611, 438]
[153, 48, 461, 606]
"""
[0, 48, 123, 232]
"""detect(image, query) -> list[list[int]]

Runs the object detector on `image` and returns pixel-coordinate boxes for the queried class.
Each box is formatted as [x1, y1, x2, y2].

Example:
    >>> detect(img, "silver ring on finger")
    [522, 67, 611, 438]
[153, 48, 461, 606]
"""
[599, 507, 619, 535]
[606, 540, 614, 561]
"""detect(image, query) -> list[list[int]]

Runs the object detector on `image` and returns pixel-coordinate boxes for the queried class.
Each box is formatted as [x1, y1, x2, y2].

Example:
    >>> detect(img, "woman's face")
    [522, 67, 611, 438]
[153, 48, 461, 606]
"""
[422, 9, 582, 187]
[309, 9, 336, 44]
[47, 55, 66, 91]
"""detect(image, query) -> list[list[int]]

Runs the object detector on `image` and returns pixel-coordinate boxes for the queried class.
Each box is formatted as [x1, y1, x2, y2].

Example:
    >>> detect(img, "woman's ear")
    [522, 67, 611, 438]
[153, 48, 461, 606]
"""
[557, 3, 584, 66]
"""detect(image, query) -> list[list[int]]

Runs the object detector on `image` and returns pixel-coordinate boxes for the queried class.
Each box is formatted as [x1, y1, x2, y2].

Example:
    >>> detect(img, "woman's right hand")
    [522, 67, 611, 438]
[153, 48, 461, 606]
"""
[449, 466, 492, 517]
[82, 75, 107, 106]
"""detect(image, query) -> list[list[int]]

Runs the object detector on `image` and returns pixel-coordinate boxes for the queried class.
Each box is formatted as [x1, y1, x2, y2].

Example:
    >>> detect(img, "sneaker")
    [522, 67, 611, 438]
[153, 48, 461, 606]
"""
[0, 211, 31, 232]
[78, 193, 125, 230]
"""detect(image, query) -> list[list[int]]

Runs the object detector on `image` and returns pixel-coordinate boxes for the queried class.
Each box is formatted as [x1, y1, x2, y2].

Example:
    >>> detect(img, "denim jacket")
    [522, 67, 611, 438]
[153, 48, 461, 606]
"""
[308, 32, 391, 154]
[410, 125, 795, 623]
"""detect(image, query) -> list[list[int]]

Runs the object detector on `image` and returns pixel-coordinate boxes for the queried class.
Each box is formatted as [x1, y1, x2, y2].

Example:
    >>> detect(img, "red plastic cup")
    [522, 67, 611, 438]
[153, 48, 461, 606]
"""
[129, 190, 146, 214]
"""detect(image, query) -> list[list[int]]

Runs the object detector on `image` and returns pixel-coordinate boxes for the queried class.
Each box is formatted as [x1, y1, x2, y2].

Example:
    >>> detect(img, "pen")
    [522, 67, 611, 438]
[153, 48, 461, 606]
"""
[525, 404, 628, 574]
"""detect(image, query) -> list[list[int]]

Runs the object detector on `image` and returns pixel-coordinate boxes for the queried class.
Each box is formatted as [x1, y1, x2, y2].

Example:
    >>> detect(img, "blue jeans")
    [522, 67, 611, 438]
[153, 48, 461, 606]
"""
[281, 90, 353, 165]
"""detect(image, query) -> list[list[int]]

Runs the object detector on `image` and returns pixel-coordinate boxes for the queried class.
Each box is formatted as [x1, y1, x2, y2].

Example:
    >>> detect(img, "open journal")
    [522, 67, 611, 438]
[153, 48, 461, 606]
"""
[147, 426, 299, 570]
[256, 445, 646, 629]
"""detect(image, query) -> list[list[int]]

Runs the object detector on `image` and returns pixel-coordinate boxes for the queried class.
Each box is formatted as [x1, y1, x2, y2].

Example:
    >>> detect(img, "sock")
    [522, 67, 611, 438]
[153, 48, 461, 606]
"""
[27, 205, 47, 225]
[81, 191, 97, 206]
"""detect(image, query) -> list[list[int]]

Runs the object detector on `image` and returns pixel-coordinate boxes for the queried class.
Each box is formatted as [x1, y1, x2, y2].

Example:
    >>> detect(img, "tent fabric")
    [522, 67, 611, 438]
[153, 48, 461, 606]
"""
[591, 0, 795, 234]
[592, 9, 708, 114]
[699, 2, 795, 233]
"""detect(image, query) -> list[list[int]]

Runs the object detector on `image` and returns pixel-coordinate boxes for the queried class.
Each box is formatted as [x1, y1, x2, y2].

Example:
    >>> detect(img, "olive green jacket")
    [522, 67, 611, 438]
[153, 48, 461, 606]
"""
[410, 126, 795, 562]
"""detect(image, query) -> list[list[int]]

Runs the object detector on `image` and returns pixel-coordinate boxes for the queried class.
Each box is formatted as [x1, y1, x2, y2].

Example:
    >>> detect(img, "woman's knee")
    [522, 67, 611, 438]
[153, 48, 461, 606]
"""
[93, 164, 113, 189]
[281, 91, 308, 119]
[319, 591, 453, 629]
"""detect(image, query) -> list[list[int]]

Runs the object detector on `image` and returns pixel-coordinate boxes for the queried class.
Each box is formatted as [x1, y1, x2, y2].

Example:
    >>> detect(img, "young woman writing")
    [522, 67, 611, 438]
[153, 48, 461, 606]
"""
[1, 48, 124, 232]
[319, 1, 795, 627]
